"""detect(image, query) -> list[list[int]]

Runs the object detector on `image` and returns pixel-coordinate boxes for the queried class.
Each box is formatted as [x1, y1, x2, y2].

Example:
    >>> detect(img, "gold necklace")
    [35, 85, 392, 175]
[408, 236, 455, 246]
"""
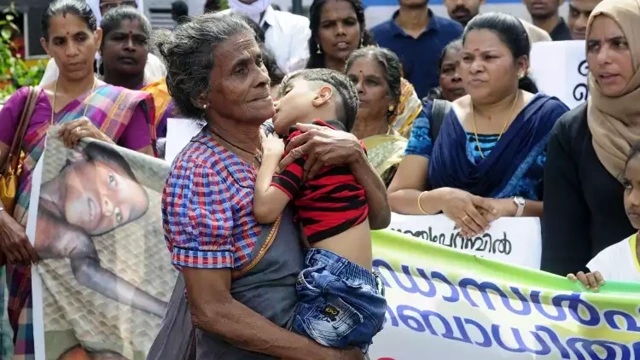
[50, 78, 98, 125]
[471, 90, 520, 159]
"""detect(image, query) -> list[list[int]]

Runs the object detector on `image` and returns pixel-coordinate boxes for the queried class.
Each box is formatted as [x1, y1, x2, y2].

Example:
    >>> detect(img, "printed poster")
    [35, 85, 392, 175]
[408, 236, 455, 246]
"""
[28, 128, 177, 360]
[388, 213, 542, 269]
[530, 40, 588, 109]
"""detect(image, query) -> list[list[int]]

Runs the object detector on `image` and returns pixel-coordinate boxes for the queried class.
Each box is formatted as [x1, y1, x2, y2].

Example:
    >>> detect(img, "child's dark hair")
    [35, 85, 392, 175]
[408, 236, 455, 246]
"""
[282, 68, 359, 132]
[42, 0, 97, 40]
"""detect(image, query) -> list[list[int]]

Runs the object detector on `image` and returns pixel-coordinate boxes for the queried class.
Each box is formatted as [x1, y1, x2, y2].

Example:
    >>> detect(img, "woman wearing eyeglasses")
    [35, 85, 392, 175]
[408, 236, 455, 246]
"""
[38, 0, 167, 86]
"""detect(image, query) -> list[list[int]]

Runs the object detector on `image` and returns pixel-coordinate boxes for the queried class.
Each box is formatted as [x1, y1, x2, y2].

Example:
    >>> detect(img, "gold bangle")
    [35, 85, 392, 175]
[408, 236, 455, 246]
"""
[417, 191, 428, 215]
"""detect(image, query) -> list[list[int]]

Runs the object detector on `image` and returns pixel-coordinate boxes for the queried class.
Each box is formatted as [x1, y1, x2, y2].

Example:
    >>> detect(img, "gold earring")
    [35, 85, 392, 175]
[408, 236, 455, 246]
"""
[388, 104, 394, 112]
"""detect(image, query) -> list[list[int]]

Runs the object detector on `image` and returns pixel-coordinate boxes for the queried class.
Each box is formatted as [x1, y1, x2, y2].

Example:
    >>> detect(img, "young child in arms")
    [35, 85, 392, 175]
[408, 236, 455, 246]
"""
[253, 68, 387, 352]
[568, 142, 640, 290]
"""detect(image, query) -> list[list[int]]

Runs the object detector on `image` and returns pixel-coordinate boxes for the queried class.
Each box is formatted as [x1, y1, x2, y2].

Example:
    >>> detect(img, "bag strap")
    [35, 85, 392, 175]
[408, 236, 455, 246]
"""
[429, 99, 452, 144]
[1, 86, 40, 176]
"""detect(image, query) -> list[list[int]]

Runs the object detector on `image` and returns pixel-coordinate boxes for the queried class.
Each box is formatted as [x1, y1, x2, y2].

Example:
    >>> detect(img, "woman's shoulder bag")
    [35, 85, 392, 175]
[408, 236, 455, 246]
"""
[0, 86, 40, 214]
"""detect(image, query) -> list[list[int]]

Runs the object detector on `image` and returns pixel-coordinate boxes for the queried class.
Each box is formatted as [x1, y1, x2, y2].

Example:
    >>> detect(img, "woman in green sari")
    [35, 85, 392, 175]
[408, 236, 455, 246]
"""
[346, 47, 418, 186]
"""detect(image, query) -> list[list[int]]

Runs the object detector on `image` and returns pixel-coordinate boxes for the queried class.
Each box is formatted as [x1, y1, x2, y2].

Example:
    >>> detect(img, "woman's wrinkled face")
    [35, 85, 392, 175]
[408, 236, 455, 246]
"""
[623, 155, 640, 230]
[587, 15, 634, 97]
[205, 31, 274, 125]
[347, 57, 393, 123]
[41, 14, 102, 81]
[101, 19, 149, 77]
[440, 47, 466, 102]
[460, 29, 525, 104]
[64, 159, 148, 235]
[317, 0, 361, 63]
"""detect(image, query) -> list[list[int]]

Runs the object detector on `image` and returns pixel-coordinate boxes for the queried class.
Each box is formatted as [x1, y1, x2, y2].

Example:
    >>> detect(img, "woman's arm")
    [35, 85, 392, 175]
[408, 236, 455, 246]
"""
[0, 88, 39, 264]
[184, 267, 361, 360]
[277, 124, 390, 229]
[388, 155, 493, 235]
[478, 198, 542, 219]
[387, 155, 432, 214]
[349, 149, 390, 229]
[116, 105, 154, 156]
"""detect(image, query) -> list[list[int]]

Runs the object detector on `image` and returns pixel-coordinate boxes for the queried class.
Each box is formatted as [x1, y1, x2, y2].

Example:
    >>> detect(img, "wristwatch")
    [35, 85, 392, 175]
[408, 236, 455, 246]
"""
[513, 196, 525, 217]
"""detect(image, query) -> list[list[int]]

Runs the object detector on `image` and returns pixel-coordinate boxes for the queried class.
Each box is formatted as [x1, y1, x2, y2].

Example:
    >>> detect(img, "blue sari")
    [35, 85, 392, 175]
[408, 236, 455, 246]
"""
[427, 94, 569, 200]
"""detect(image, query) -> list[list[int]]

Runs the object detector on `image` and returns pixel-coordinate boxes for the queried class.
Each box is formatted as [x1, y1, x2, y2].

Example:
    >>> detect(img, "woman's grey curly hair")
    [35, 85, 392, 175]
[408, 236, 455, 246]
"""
[155, 13, 254, 119]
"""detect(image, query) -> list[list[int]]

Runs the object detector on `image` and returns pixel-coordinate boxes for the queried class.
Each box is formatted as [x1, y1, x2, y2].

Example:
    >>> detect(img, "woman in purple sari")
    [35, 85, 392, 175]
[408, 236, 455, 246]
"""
[0, 0, 155, 356]
[99, 7, 178, 156]
[387, 12, 569, 237]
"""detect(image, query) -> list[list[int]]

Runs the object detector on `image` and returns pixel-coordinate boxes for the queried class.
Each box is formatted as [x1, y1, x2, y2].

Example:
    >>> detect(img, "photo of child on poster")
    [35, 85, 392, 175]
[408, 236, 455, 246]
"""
[29, 128, 177, 360]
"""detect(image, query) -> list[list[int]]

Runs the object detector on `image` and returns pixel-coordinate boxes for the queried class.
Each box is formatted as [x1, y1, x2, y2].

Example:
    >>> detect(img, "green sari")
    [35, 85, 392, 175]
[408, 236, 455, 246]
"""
[362, 134, 408, 187]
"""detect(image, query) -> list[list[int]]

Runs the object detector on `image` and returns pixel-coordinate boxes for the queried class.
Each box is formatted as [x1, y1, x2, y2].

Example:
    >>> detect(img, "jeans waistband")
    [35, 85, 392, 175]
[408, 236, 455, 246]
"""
[304, 248, 377, 288]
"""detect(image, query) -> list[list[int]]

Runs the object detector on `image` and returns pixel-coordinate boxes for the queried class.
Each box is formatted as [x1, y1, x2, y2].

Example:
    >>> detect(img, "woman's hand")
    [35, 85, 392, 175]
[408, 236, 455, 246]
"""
[0, 210, 38, 265]
[477, 198, 518, 222]
[278, 123, 362, 180]
[58, 118, 114, 149]
[568, 271, 604, 292]
[438, 188, 496, 237]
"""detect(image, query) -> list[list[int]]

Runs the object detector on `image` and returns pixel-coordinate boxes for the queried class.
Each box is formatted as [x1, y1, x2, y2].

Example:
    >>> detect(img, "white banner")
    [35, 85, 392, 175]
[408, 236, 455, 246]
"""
[530, 40, 588, 109]
[387, 213, 541, 269]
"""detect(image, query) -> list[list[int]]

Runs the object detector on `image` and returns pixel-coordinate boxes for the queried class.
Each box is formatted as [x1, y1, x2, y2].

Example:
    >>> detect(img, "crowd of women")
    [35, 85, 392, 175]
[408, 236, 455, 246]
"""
[0, 0, 639, 357]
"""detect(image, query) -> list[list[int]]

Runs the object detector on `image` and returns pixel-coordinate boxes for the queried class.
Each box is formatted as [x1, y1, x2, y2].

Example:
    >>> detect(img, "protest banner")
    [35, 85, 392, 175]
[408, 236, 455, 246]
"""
[530, 40, 588, 109]
[29, 128, 177, 360]
[388, 213, 541, 269]
[29, 127, 640, 359]
[368, 229, 640, 360]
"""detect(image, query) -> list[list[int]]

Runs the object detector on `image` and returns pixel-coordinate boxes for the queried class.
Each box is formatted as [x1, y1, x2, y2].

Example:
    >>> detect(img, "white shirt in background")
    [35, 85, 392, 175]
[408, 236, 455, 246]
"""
[587, 233, 640, 283]
[219, 6, 311, 74]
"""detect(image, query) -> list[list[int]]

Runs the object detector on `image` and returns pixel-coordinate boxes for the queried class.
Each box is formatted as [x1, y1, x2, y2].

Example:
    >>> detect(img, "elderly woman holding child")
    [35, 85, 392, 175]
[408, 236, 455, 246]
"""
[152, 12, 390, 360]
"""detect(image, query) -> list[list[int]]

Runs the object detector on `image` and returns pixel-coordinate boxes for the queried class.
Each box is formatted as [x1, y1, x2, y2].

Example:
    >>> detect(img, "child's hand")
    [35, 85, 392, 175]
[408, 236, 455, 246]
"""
[261, 133, 285, 155]
[567, 271, 605, 292]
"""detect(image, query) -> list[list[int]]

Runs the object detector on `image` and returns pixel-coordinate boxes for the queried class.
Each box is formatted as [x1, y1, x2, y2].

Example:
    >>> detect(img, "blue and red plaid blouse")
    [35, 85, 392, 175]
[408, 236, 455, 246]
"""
[162, 131, 263, 269]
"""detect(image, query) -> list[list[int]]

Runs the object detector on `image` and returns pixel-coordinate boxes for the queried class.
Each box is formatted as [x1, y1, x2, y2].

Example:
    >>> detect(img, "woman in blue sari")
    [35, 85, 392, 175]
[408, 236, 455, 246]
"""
[388, 12, 569, 237]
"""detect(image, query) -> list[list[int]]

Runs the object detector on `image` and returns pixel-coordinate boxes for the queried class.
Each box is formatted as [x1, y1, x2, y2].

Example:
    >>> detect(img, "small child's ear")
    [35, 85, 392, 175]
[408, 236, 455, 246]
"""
[311, 85, 333, 107]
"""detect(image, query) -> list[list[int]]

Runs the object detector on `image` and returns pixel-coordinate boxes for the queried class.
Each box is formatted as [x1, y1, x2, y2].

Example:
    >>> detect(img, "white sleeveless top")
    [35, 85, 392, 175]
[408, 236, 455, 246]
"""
[587, 233, 640, 283]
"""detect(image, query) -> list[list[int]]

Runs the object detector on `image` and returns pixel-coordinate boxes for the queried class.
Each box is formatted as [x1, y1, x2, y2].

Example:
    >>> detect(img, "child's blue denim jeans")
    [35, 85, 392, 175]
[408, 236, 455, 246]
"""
[290, 248, 387, 353]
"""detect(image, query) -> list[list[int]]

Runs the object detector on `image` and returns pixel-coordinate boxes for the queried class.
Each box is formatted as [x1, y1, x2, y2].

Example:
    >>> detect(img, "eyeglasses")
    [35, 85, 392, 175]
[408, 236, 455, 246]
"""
[99, 0, 137, 12]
